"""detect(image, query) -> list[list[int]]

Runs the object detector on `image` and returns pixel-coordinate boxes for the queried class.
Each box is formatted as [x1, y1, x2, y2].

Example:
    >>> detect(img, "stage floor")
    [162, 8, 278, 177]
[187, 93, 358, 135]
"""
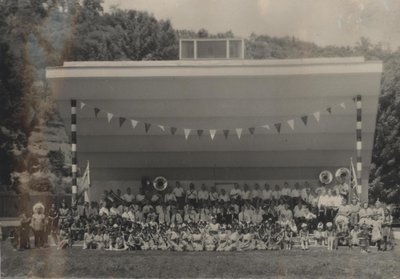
[1, 240, 399, 278]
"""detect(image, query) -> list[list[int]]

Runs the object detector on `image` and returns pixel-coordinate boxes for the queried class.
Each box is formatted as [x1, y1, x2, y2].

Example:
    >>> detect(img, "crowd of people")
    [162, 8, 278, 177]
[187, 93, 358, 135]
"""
[15, 181, 395, 253]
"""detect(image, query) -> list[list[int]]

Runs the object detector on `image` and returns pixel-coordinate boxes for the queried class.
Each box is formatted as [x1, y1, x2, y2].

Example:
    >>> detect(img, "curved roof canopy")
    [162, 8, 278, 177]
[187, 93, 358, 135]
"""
[46, 57, 382, 200]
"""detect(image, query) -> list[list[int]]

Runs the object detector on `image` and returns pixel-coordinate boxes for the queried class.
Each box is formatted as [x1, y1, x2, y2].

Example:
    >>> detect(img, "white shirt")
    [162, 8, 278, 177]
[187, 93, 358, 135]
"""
[262, 189, 272, 200]
[99, 207, 109, 216]
[281, 188, 291, 196]
[219, 194, 230, 202]
[272, 190, 281, 200]
[173, 187, 185, 198]
[241, 190, 251, 200]
[136, 194, 145, 202]
[209, 191, 219, 201]
[186, 189, 198, 199]
[290, 189, 300, 198]
[251, 189, 260, 198]
[164, 193, 176, 203]
[198, 190, 209, 200]
[122, 194, 134, 203]
[230, 188, 241, 198]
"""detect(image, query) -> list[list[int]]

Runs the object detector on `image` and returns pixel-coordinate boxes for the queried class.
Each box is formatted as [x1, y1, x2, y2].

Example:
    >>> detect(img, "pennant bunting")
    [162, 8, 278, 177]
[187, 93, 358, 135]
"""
[326, 107, 332, 114]
[119, 117, 126, 127]
[287, 119, 294, 130]
[170, 127, 177, 135]
[261, 124, 270, 130]
[313, 111, 320, 122]
[301, 115, 308, 126]
[274, 123, 281, 133]
[223, 129, 230, 139]
[184, 129, 191, 140]
[80, 102, 86, 110]
[107, 112, 114, 123]
[209, 129, 216, 140]
[235, 128, 242, 139]
[144, 123, 151, 133]
[131, 119, 138, 129]
[340, 102, 346, 109]
[248, 127, 255, 135]
[158, 125, 165, 132]
[197, 130, 204, 137]
[94, 107, 100, 118]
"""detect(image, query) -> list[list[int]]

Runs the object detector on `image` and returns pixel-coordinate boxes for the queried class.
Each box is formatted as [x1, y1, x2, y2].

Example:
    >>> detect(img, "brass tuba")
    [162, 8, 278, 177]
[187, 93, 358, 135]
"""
[153, 176, 168, 192]
[319, 170, 333, 185]
[335, 167, 350, 184]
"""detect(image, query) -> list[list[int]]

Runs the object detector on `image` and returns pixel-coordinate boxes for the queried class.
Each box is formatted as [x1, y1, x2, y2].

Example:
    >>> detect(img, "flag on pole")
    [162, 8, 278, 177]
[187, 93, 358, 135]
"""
[350, 158, 360, 201]
[80, 160, 91, 203]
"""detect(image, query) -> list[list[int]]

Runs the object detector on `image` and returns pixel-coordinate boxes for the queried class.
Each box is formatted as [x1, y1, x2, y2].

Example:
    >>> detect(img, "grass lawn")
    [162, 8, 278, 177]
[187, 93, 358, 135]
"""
[1, 241, 399, 278]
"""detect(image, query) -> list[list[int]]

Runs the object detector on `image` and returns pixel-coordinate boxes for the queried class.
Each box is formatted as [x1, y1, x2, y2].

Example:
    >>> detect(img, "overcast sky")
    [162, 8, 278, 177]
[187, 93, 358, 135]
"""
[103, 0, 400, 48]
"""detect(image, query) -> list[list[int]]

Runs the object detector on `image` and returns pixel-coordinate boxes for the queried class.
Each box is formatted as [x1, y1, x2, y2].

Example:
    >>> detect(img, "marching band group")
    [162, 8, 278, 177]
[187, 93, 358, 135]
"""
[16, 179, 395, 253]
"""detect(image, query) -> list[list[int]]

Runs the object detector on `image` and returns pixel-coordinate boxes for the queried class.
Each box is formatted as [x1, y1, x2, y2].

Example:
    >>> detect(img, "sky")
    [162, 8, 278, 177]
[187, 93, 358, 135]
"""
[103, 0, 400, 48]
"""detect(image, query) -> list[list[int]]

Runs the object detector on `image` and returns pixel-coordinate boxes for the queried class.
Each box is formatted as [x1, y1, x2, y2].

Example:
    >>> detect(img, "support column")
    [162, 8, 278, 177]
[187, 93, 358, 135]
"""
[355, 95, 363, 201]
[71, 99, 78, 205]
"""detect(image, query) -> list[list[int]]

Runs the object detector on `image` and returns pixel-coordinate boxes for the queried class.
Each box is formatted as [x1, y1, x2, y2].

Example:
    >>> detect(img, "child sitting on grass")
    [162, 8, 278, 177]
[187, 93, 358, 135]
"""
[358, 223, 371, 253]
[299, 223, 309, 250]
[314, 222, 327, 246]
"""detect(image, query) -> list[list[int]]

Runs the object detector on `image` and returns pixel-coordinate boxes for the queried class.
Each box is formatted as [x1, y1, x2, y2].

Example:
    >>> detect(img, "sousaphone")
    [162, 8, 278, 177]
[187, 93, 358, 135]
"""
[153, 176, 168, 192]
[335, 167, 350, 183]
[319, 170, 333, 185]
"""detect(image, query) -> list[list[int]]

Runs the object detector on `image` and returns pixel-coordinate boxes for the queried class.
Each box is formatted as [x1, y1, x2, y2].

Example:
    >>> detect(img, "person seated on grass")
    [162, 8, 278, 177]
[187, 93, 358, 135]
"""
[216, 225, 229, 251]
[314, 222, 327, 246]
[358, 223, 371, 253]
[299, 223, 310, 250]
[110, 232, 128, 251]
[57, 223, 72, 250]
[326, 222, 337, 251]
[167, 225, 183, 251]
[349, 223, 361, 248]
[83, 228, 95, 249]
[282, 225, 293, 250]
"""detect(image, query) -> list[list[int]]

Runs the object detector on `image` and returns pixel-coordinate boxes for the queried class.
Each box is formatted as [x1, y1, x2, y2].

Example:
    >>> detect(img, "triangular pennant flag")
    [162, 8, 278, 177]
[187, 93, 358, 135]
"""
[340, 102, 346, 109]
[157, 125, 165, 132]
[80, 102, 86, 110]
[274, 123, 281, 133]
[170, 127, 177, 135]
[184, 129, 191, 140]
[197, 130, 204, 137]
[261, 124, 270, 130]
[313, 111, 320, 122]
[287, 119, 294, 130]
[119, 117, 126, 127]
[94, 107, 100, 118]
[235, 128, 242, 139]
[248, 127, 255, 135]
[223, 129, 230, 139]
[144, 123, 151, 133]
[326, 107, 332, 114]
[131, 119, 138, 129]
[107, 112, 114, 123]
[209, 129, 216, 140]
[301, 115, 308, 126]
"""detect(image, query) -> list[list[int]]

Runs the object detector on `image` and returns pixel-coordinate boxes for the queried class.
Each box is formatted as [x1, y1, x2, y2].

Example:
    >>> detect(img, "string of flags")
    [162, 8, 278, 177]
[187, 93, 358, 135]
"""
[78, 97, 355, 140]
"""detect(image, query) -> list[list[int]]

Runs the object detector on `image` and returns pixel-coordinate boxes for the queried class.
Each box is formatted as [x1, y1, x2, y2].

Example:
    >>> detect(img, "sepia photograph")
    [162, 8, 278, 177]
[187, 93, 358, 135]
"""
[0, 0, 400, 278]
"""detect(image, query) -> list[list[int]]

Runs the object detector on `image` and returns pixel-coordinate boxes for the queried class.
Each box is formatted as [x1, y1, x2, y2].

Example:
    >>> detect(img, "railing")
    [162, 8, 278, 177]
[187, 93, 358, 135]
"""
[0, 193, 72, 217]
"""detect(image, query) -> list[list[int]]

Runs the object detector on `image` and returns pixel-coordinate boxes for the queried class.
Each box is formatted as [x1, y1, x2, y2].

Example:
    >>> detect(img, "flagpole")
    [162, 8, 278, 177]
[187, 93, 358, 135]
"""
[71, 99, 78, 206]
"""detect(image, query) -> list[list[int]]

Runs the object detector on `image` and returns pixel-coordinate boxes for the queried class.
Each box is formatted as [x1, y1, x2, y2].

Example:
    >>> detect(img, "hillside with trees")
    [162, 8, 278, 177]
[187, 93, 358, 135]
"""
[0, 0, 399, 203]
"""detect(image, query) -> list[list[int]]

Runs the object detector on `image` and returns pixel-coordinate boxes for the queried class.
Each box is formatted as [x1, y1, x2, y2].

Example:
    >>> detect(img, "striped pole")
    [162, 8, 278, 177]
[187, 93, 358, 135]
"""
[355, 95, 362, 199]
[71, 99, 78, 205]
